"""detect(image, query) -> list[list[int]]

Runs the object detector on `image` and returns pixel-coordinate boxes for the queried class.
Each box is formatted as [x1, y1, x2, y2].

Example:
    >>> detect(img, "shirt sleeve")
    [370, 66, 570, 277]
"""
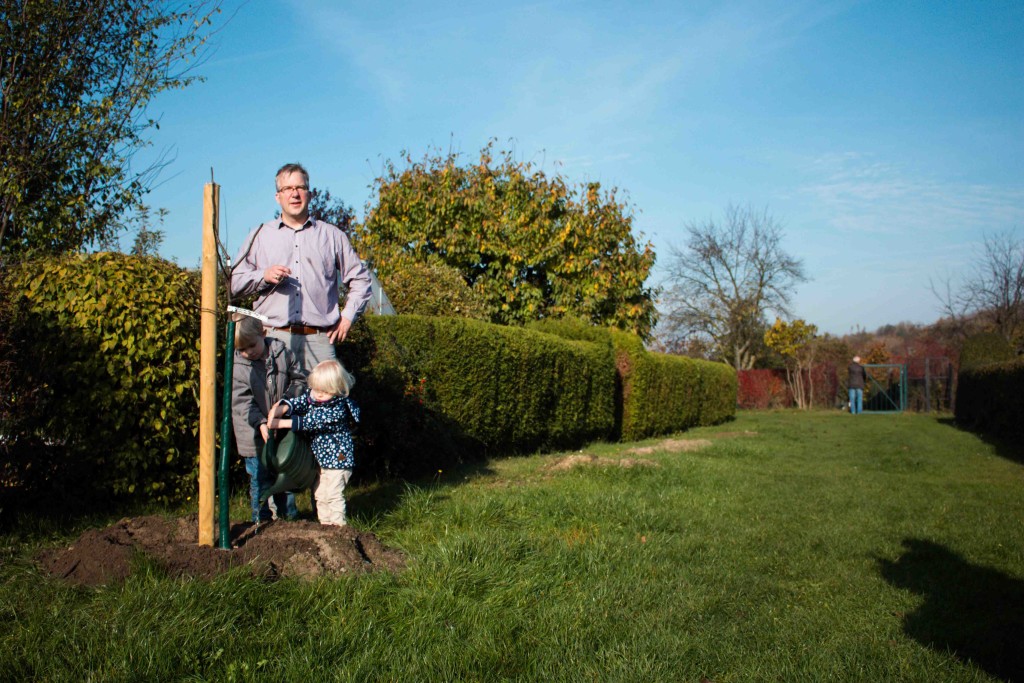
[336, 231, 373, 322]
[291, 405, 345, 435]
[282, 395, 304, 417]
[230, 225, 272, 298]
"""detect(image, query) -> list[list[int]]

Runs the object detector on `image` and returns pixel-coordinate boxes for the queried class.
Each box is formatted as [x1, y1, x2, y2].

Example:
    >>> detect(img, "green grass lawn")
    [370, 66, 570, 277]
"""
[2, 411, 1022, 682]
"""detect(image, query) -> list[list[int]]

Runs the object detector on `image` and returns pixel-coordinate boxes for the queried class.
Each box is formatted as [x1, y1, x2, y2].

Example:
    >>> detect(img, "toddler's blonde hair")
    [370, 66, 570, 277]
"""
[308, 359, 355, 398]
[234, 316, 264, 348]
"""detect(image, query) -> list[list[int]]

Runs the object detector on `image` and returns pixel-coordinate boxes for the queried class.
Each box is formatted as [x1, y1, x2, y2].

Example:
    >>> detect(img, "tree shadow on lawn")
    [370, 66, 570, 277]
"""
[937, 417, 1024, 466]
[878, 538, 1024, 682]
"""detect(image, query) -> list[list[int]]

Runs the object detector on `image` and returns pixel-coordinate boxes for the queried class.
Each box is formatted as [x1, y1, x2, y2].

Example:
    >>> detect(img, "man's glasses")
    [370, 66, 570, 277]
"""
[276, 185, 309, 194]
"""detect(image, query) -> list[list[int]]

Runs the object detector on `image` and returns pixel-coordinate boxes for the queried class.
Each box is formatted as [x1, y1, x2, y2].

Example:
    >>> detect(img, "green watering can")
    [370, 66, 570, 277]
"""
[259, 429, 317, 503]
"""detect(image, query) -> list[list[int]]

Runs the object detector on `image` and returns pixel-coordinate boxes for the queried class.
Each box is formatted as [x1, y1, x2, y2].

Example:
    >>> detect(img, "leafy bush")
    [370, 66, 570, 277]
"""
[527, 317, 619, 346]
[378, 254, 489, 319]
[699, 360, 740, 424]
[529, 319, 736, 440]
[356, 142, 658, 337]
[737, 369, 790, 409]
[1, 253, 200, 503]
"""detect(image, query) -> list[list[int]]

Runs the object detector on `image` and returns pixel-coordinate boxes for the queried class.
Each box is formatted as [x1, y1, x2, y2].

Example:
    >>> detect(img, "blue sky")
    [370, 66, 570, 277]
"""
[136, 0, 1023, 336]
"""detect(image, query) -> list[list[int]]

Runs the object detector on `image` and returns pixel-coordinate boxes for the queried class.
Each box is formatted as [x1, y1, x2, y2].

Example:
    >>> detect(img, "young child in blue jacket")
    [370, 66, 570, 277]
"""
[268, 359, 359, 526]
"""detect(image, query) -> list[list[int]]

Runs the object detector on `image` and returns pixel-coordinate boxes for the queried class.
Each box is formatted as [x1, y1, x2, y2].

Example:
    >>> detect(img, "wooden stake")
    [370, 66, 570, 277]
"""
[198, 182, 220, 546]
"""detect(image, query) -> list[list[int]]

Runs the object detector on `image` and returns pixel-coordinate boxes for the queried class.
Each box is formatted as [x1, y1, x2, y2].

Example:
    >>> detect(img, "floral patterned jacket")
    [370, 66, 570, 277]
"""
[282, 391, 359, 470]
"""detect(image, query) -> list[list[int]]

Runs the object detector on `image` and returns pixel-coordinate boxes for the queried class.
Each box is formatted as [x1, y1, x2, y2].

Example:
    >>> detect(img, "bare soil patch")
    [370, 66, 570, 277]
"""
[547, 454, 660, 472]
[625, 431, 759, 456]
[627, 438, 713, 455]
[37, 514, 405, 587]
[545, 431, 758, 473]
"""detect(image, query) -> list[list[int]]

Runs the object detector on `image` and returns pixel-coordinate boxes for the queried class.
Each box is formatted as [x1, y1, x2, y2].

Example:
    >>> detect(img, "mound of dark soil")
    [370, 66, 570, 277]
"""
[37, 515, 405, 586]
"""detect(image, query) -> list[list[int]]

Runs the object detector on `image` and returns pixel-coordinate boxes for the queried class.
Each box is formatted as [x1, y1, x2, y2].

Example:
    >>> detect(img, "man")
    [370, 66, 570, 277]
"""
[231, 163, 372, 373]
[848, 355, 868, 415]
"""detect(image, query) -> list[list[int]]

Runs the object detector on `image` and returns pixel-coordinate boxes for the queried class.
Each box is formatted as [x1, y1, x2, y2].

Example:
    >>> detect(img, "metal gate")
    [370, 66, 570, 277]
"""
[863, 364, 907, 413]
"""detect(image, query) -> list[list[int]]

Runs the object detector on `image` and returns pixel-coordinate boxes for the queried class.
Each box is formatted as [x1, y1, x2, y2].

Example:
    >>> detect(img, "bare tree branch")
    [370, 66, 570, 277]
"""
[930, 230, 1024, 350]
[657, 203, 808, 368]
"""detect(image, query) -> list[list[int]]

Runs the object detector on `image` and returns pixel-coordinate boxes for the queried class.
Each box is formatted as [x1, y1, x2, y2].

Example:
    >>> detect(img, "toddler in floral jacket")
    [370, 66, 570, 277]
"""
[268, 359, 359, 526]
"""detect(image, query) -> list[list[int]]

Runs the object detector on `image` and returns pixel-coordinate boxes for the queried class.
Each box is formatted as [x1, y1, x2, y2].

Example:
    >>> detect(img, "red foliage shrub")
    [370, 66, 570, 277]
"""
[737, 369, 791, 409]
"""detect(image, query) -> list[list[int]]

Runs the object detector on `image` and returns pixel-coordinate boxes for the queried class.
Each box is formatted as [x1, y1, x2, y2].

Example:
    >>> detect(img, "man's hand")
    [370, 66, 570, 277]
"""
[263, 265, 291, 286]
[327, 317, 353, 344]
[259, 423, 270, 442]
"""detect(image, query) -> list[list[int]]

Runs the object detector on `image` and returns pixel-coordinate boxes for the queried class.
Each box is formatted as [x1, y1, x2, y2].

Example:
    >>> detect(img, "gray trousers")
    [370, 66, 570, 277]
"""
[265, 328, 337, 375]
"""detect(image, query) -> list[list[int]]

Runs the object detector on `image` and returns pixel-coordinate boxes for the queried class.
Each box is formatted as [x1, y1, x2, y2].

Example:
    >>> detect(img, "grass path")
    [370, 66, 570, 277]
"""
[2, 411, 1022, 681]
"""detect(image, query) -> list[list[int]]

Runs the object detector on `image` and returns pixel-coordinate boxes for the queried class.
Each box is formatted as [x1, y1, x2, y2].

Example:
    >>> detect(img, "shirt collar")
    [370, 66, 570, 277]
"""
[276, 217, 315, 231]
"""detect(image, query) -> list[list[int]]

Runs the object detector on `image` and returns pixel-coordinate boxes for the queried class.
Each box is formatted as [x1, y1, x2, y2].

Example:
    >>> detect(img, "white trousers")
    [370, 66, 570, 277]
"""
[313, 468, 352, 526]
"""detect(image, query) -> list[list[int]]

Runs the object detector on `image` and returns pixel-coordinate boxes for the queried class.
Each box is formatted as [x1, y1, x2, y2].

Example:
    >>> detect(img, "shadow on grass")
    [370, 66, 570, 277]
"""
[878, 538, 1024, 682]
[348, 459, 497, 523]
[937, 417, 1024, 466]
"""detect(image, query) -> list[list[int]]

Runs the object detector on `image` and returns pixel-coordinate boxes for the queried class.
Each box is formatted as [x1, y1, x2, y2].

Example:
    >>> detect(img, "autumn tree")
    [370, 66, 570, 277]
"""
[0, 0, 221, 256]
[658, 204, 807, 368]
[353, 142, 658, 338]
[863, 343, 890, 365]
[764, 318, 818, 409]
[307, 187, 356, 234]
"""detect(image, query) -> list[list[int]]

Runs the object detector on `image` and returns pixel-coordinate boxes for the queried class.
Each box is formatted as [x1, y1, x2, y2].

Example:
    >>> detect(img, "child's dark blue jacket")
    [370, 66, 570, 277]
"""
[282, 391, 359, 470]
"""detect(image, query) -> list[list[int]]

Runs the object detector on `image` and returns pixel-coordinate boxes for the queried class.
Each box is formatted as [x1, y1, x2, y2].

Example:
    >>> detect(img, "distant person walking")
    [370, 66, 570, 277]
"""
[230, 162, 373, 374]
[848, 356, 868, 414]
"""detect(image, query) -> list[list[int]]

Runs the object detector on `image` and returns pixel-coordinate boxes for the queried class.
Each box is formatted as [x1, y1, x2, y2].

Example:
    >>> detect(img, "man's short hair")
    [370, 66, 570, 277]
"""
[275, 162, 310, 189]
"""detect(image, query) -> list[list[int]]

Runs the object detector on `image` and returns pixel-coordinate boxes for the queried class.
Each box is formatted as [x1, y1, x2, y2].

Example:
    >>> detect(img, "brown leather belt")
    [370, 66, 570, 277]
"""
[273, 324, 324, 335]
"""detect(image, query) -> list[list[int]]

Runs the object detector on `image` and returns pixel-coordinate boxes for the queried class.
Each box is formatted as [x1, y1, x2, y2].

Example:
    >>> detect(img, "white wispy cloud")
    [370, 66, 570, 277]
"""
[800, 153, 1024, 243]
[276, 0, 856, 170]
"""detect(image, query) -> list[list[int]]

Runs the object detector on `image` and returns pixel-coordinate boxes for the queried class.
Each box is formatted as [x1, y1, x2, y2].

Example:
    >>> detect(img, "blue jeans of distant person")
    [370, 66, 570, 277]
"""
[849, 388, 864, 415]
[244, 457, 299, 522]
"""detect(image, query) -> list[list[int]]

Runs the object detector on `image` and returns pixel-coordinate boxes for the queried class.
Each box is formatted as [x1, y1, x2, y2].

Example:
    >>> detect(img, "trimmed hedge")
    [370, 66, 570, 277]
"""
[610, 330, 736, 441]
[2, 256, 737, 502]
[954, 357, 1024, 440]
[959, 331, 1015, 369]
[530, 319, 737, 441]
[345, 315, 616, 477]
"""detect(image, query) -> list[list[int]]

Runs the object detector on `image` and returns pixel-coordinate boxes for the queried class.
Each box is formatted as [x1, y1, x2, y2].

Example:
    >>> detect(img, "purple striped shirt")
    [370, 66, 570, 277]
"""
[230, 219, 372, 329]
